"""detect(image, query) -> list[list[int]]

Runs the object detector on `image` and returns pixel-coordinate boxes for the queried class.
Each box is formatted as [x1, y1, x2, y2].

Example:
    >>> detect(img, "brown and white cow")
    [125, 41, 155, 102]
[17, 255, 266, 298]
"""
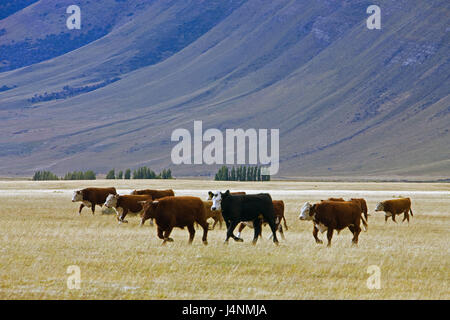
[299, 201, 363, 247]
[236, 200, 288, 240]
[72, 187, 117, 215]
[140, 196, 209, 245]
[375, 198, 413, 223]
[104, 194, 152, 223]
[130, 189, 174, 198]
[322, 197, 368, 230]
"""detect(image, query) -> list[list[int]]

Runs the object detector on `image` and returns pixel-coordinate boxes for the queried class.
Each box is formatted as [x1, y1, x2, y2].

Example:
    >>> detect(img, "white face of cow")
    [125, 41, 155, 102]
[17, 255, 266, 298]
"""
[375, 202, 384, 212]
[72, 190, 83, 202]
[299, 202, 313, 221]
[211, 191, 222, 211]
[104, 194, 119, 208]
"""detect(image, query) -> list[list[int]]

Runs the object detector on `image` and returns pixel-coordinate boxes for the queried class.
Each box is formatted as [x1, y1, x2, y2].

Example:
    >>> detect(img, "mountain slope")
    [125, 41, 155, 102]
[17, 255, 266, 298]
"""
[0, 0, 449, 179]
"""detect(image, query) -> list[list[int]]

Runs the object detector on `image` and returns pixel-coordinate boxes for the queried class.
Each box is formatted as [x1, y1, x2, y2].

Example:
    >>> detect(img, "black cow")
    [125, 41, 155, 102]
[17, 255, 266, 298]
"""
[211, 190, 279, 245]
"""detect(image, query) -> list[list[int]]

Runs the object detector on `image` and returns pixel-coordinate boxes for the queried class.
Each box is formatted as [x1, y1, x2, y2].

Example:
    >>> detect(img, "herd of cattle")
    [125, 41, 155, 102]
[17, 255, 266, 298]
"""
[71, 187, 414, 246]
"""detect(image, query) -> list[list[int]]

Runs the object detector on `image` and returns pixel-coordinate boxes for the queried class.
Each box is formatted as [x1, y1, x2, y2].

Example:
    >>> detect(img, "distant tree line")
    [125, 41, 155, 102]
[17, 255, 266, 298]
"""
[106, 167, 173, 180]
[214, 165, 270, 181]
[32, 170, 97, 181]
[32, 170, 59, 181]
[63, 171, 96, 180]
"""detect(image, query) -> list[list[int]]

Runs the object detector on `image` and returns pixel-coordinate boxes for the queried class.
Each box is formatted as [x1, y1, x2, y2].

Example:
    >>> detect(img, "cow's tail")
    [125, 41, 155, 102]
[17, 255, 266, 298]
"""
[409, 208, 414, 217]
[361, 214, 368, 232]
[283, 216, 288, 230]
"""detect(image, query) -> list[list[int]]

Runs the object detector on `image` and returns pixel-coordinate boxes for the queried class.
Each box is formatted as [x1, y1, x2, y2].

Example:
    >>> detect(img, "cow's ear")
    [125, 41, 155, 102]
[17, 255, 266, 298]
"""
[225, 190, 230, 195]
[310, 204, 316, 215]
[208, 191, 213, 197]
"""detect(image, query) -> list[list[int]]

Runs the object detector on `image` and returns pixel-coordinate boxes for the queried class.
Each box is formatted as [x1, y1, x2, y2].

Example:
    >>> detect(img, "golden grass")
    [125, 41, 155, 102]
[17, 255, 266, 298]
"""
[0, 180, 448, 299]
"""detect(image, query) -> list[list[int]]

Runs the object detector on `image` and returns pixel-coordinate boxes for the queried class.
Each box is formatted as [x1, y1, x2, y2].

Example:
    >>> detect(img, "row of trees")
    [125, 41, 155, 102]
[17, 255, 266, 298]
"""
[63, 171, 96, 180]
[214, 166, 270, 181]
[32, 167, 173, 181]
[105, 167, 173, 180]
[32, 171, 59, 181]
[33, 170, 96, 181]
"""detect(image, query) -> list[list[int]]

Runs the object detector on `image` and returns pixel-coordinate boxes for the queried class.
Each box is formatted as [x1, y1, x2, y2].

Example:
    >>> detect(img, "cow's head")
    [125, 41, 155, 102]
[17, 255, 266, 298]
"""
[72, 190, 83, 202]
[211, 190, 231, 211]
[299, 202, 315, 221]
[375, 202, 384, 212]
[104, 194, 119, 208]
[139, 200, 159, 222]
[210, 191, 222, 211]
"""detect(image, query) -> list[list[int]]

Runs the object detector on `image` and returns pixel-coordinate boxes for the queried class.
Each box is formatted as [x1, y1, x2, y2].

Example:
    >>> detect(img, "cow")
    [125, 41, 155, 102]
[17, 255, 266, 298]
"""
[130, 189, 174, 198]
[139, 196, 208, 245]
[322, 197, 368, 230]
[203, 200, 224, 230]
[72, 187, 117, 215]
[299, 200, 363, 247]
[375, 198, 413, 223]
[236, 200, 288, 240]
[211, 190, 279, 245]
[207, 191, 246, 200]
[104, 194, 153, 223]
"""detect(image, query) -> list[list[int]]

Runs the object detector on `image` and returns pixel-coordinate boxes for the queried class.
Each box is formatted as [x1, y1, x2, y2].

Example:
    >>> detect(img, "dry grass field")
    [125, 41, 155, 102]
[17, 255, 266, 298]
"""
[0, 179, 448, 300]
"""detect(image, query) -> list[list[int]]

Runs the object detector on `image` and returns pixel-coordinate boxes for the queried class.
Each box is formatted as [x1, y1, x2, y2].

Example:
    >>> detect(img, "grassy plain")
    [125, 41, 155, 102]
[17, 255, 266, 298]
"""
[0, 180, 448, 299]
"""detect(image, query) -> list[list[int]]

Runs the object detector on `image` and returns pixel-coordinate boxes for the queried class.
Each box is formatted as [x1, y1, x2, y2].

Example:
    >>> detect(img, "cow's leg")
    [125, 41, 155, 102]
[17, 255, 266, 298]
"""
[211, 218, 218, 230]
[225, 220, 241, 243]
[200, 221, 209, 245]
[91, 203, 95, 215]
[118, 208, 129, 224]
[313, 225, 323, 244]
[187, 224, 195, 244]
[252, 219, 262, 245]
[140, 215, 148, 226]
[348, 225, 355, 234]
[157, 226, 164, 240]
[391, 213, 397, 223]
[278, 224, 285, 240]
[351, 225, 361, 245]
[78, 203, 85, 215]
[326, 229, 334, 247]
[162, 227, 174, 244]
[402, 210, 410, 223]
[266, 218, 279, 245]
[268, 223, 282, 240]
[236, 223, 246, 239]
